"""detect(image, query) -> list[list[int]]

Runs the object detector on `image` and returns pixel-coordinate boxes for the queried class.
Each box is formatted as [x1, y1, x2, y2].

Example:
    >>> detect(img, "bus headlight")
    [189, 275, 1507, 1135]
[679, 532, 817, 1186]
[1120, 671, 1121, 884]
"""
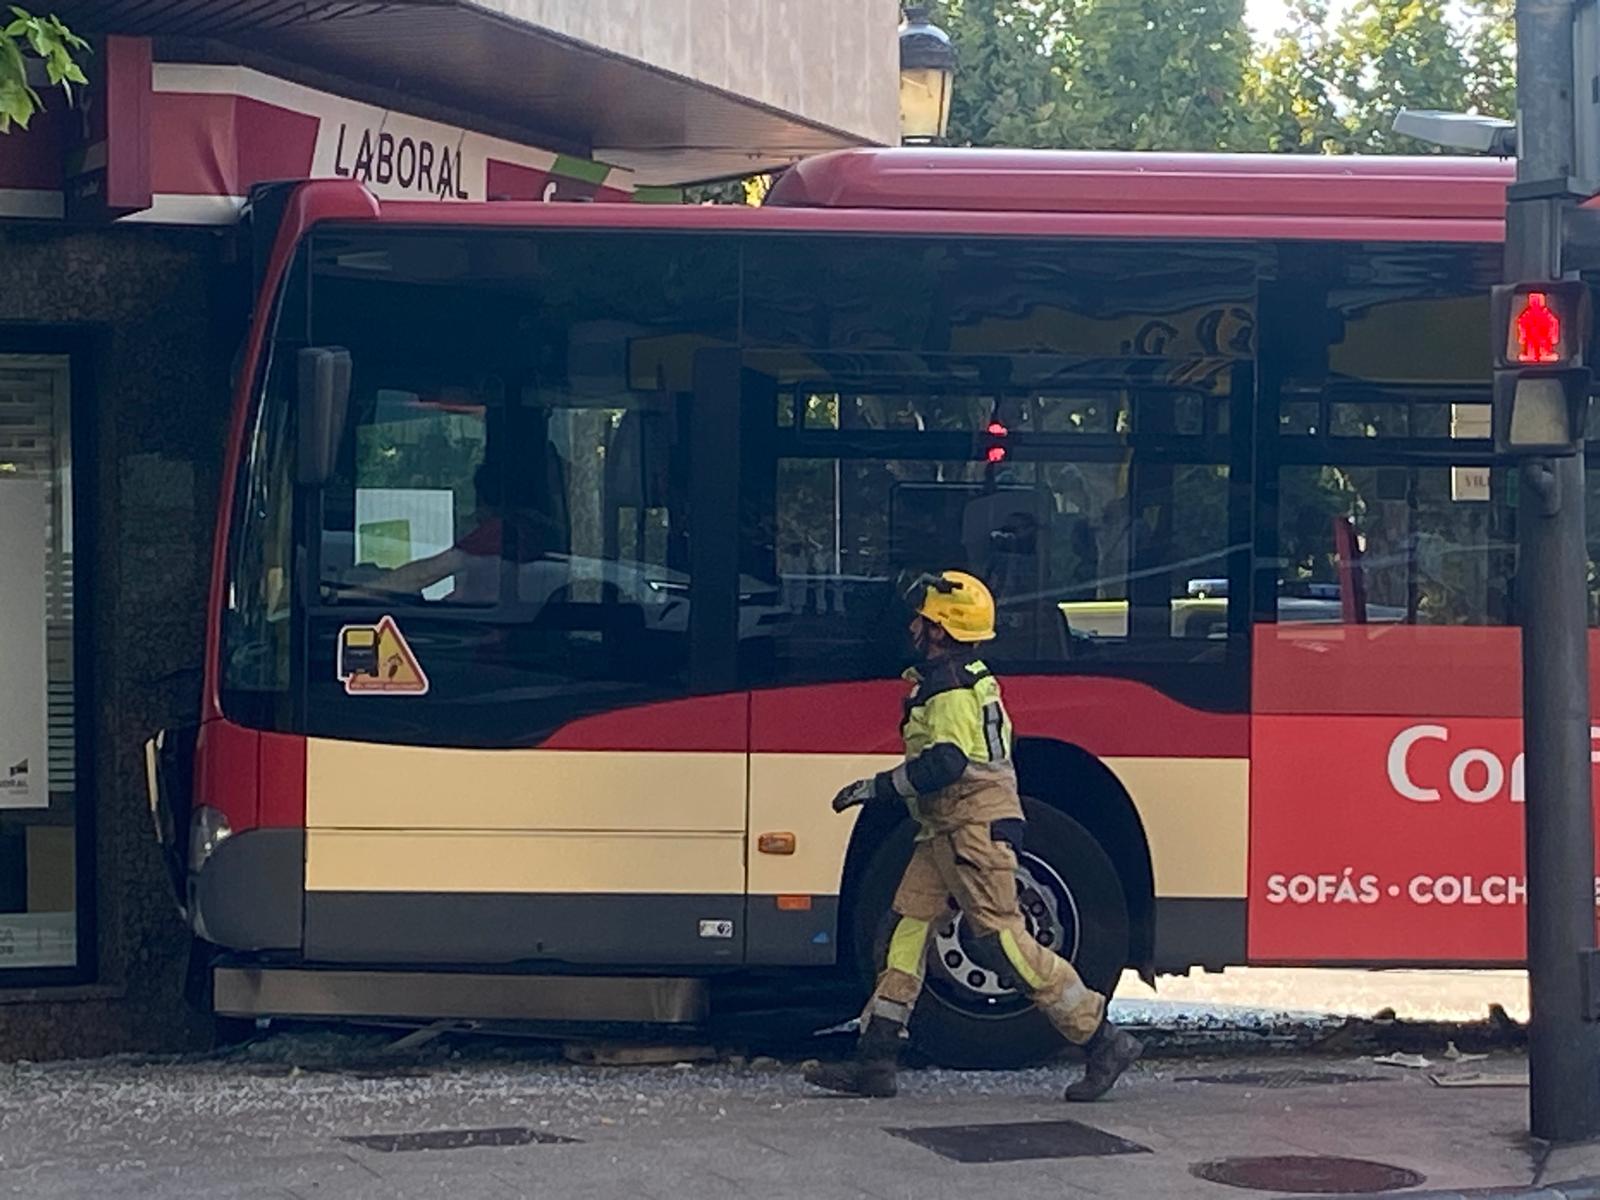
[188, 806, 233, 873]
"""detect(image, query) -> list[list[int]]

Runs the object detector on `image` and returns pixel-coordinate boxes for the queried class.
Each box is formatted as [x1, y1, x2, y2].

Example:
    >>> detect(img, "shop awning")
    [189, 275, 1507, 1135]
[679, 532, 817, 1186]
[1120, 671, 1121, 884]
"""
[44, 1, 876, 184]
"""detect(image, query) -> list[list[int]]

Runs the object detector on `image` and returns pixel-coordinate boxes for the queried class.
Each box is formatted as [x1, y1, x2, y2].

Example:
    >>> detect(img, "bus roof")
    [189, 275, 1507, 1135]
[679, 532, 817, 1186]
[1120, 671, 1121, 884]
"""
[763, 147, 1514, 223]
[274, 147, 1513, 246]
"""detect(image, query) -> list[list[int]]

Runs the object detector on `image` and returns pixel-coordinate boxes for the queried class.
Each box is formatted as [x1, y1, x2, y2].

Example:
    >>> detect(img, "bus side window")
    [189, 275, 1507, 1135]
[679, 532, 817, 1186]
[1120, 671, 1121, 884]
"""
[745, 445, 1234, 687]
[1275, 463, 1513, 627]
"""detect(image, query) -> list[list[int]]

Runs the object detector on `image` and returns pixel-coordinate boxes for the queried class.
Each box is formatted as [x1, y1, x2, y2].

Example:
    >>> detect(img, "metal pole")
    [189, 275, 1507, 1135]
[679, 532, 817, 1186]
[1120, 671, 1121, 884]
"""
[1513, 0, 1600, 1143]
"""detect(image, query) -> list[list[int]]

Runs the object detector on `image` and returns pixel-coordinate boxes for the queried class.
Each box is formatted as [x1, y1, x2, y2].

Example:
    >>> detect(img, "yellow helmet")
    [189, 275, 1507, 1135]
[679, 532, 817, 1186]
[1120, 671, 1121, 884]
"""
[907, 570, 996, 643]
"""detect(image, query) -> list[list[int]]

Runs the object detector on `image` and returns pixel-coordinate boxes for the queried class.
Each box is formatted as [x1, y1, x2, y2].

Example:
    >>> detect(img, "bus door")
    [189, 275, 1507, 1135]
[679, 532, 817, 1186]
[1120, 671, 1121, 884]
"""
[293, 235, 750, 969]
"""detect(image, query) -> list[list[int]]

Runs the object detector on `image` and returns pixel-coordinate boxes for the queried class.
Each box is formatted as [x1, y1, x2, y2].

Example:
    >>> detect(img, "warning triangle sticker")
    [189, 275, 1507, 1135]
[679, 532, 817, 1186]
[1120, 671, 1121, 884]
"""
[337, 615, 430, 696]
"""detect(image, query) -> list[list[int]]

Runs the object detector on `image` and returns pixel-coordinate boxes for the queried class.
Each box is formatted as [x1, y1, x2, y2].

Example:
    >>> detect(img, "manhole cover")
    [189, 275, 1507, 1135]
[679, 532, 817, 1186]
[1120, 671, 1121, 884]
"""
[889, 1119, 1150, 1164]
[1192, 1155, 1425, 1194]
[1177, 1070, 1383, 1089]
[343, 1127, 580, 1153]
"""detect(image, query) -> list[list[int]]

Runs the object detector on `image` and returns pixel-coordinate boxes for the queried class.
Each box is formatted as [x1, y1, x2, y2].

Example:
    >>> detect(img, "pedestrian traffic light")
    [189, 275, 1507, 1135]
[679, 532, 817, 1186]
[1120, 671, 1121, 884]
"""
[1496, 284, 1588, 366]
[1490, 281, 1594, 455]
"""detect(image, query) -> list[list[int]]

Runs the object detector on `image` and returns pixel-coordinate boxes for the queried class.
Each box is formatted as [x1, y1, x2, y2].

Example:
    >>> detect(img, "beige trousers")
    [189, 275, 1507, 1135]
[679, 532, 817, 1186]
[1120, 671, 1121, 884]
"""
[865, 823, 1105, 1045]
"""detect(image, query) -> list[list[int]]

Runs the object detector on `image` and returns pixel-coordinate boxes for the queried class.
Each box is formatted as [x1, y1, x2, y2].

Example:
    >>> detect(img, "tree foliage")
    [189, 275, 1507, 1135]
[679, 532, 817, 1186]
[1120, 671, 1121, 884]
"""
[1243, 1, 1345, 151]
[935, 0, 1514, 154]
[0, 7, 86, 133]
[1066, 0, 1259, 150]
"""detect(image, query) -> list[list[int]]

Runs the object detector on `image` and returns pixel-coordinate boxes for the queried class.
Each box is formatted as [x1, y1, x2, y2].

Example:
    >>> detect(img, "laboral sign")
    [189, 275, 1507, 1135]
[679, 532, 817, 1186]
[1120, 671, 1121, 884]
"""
[0, 45, 648, 223]
[1249, 625, 1600, 963]
[141, 64, 639, 222]
[326, 121, 470, 201]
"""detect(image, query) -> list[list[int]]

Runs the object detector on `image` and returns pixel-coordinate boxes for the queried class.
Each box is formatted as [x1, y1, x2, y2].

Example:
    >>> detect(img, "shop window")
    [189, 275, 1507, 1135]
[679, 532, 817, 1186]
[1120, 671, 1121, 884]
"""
[0, 355, 80, 974]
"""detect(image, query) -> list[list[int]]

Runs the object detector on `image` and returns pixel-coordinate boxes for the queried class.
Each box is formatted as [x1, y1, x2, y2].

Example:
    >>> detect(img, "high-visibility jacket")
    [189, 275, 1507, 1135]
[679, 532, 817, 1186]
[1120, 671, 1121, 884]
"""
[872, 650, 1022, 837]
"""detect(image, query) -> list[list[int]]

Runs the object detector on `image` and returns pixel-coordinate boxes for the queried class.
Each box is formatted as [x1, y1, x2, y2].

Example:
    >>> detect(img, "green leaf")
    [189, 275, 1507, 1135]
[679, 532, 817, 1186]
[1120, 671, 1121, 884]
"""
[0, 8, 88, 133]
[0, 79, 35, 129]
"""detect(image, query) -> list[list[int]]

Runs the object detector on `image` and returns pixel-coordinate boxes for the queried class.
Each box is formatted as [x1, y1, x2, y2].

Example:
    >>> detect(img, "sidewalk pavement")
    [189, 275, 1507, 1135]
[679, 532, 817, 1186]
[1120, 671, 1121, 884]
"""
[1, 1044, 1597, 1200]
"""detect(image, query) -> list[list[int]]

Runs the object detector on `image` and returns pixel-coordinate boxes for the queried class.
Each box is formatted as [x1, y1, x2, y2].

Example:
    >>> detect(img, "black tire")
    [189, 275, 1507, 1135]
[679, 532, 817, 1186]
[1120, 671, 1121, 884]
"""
[848, 798, 1130, 1070]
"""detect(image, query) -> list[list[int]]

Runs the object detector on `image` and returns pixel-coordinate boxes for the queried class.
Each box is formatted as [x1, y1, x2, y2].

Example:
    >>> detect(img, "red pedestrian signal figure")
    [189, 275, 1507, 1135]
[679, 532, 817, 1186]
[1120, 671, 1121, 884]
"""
[1515, 291, 1563, 364]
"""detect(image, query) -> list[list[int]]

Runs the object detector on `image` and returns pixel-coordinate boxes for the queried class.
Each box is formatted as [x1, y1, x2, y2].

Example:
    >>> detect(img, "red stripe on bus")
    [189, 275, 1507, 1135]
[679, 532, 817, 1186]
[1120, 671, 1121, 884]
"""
[540, 692, 750, 752]
[196, 719, 259, 830]
[749, 677, 1248, 758]
[258, 731, 307, 828]
[1006, 676, 1248, 758]
[535, 676, 1244, 756]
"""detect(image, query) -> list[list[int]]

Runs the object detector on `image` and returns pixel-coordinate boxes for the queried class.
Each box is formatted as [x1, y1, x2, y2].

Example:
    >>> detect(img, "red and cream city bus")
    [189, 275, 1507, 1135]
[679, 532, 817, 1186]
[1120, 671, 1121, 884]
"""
[147, 147, 1580, 1066]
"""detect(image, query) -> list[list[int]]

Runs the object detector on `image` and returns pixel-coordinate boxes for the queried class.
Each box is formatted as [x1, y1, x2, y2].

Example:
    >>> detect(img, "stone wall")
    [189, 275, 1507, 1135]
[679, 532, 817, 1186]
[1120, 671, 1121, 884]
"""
[485, 0, 902, 147]
[0, 221, 246, 1058]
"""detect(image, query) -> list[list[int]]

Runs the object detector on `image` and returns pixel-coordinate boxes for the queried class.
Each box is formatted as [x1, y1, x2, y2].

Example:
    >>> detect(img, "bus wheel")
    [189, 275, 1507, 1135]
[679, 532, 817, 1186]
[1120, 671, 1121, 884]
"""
[850, 799, 1130, 1070]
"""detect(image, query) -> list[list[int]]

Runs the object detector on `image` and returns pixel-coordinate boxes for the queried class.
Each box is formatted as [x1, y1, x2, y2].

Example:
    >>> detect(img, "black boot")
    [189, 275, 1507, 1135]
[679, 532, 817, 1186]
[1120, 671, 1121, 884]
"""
[1063, 1020, 1142, 1102]
[803, 1016, 903, 1098]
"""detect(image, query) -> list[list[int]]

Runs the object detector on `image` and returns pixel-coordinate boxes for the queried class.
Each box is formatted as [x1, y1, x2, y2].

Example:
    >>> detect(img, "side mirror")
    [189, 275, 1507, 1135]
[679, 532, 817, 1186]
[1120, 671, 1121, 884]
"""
[297, 347, 352, 486]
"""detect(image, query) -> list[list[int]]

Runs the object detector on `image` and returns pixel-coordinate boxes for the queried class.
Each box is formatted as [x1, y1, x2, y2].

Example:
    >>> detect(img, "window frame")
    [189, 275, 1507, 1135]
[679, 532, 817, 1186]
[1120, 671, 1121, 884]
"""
[284, 228, 740, 746]
[747, 359, 1256, 711]
[0, 330, 98, 988]
[1253, 250, 1502, 634]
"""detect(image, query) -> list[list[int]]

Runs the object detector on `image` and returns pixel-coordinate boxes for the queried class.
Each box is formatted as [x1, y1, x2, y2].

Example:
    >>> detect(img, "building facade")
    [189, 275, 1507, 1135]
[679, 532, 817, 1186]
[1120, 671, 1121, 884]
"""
[0, 0, 898, 1058]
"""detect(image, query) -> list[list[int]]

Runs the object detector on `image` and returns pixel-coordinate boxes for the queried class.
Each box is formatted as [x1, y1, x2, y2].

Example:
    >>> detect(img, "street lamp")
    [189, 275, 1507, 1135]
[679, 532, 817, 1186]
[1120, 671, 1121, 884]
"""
[1392, 108, 1517, 155]
[899, 4, 955, 144]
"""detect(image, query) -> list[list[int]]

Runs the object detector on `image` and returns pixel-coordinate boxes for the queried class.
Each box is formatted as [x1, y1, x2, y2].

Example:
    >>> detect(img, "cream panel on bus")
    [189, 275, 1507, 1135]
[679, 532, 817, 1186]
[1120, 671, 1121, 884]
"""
[305, 741, 746, 832]
[306, 829, 746, 894]
[747, 754, 898, 896]
[1103, 757, 1250, 898]
[744, 753, 1249, 900]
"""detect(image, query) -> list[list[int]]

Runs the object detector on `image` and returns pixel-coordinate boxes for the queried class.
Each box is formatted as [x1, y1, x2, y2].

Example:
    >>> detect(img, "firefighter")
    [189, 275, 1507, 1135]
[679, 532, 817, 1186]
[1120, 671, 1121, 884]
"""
[804, 569, 1142, 1101]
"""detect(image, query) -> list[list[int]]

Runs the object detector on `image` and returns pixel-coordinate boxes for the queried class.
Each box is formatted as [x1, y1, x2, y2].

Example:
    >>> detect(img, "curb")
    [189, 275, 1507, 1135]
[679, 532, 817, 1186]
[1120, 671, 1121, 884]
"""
[1344, 1180, 1600, 1200]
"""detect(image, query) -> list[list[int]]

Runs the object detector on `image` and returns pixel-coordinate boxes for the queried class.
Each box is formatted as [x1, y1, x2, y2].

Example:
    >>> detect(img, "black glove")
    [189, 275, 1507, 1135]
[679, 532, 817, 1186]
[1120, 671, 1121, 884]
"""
[831, 778, 877, 813]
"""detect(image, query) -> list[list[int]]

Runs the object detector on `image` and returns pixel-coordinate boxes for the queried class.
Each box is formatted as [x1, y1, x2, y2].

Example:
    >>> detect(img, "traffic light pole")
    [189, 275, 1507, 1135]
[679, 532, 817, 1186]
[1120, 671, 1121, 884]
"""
[1512, 0, 1600, 1143]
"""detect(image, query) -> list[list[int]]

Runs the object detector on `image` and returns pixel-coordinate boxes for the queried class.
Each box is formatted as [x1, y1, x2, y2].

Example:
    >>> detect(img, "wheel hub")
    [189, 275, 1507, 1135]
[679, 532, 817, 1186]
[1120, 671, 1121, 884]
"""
[927, 851, 1081, 1010]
